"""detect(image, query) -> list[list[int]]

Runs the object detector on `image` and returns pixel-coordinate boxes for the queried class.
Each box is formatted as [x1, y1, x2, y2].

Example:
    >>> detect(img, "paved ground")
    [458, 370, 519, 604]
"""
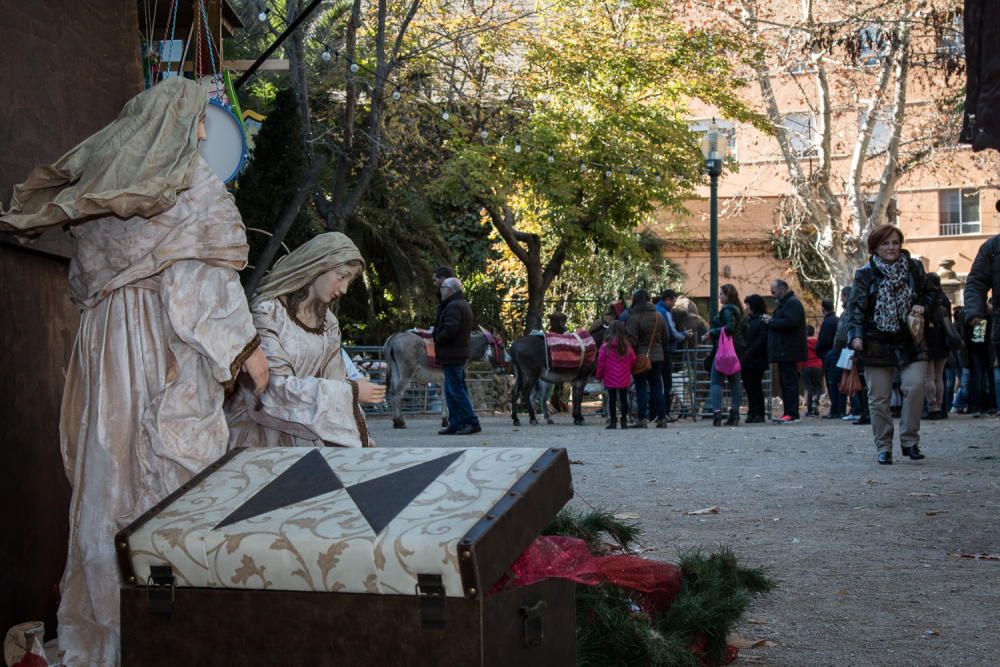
[371, 411, 1000, 666]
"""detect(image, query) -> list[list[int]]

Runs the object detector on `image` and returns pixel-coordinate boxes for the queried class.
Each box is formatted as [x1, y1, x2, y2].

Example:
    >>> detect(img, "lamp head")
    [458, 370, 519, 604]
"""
[699, 120, 728, 162]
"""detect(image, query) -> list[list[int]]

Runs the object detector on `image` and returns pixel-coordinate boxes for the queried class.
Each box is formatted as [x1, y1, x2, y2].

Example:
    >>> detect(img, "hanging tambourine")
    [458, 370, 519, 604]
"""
[200, 97, 248, 185]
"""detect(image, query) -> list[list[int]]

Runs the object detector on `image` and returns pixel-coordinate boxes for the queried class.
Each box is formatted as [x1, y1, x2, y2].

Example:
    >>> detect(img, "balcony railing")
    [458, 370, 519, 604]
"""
[939, 221, 981, 236]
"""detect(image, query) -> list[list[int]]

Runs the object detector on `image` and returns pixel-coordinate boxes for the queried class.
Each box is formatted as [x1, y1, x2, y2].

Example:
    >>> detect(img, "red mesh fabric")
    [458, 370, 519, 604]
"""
[493, 536, 682, 612]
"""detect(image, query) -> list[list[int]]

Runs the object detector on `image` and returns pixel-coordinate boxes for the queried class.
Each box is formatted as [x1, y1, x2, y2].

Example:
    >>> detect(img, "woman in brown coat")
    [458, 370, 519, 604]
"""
[626, 289, 668, 427]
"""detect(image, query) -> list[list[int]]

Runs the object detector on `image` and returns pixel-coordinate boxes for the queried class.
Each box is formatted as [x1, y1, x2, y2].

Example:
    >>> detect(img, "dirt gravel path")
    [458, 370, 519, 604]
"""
[370, 411, 1000, 666]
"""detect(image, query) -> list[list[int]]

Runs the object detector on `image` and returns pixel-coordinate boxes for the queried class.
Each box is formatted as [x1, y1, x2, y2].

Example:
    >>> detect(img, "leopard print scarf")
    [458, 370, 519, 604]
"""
[871, 255, 912, 334]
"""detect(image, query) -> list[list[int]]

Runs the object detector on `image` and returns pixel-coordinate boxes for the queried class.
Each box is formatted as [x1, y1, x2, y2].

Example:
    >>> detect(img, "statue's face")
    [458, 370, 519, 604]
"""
[310, 265, 360, 304]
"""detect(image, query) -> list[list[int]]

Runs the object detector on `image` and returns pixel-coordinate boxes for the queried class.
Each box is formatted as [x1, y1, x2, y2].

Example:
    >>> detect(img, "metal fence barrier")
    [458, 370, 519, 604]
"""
[346, 344, 771, 422]
[344, 345, 501, 416]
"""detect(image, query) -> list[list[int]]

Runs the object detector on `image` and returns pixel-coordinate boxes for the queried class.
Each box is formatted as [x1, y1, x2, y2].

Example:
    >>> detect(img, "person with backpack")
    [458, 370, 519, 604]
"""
[923, 273, 961, 419]
[706, 284, 745, 426]
[595, 320, 636, 429]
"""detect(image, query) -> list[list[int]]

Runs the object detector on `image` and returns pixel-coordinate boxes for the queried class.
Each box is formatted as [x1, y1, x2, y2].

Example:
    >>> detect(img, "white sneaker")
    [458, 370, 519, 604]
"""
[843, 414, 860, 421]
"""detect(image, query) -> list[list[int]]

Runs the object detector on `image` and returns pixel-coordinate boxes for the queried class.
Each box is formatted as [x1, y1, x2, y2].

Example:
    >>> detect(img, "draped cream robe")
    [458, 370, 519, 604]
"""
[226, 298, 371, 448]
[57, 158, 258, 666]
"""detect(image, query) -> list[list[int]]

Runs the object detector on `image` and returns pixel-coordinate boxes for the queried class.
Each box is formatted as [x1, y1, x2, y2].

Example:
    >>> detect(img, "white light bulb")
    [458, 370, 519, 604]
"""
[580, 163, 587, 171]
[321, 50, 331, 63]
[257, 10, 267, 21]
[441, 111, 449, 121]
[514, 143, 522, 153]
[547, 154, 555, 163]
[480, 130, 489, 139]
[350, 63, 359, 73]
[605, 170, 612, 178]
[655, 175, 661, 182]
[392, 90, 401, 100]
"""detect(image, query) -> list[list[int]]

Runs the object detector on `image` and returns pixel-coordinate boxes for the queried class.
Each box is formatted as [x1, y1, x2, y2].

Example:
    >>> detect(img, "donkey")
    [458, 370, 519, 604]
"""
[509, 327, 605, 426]
[383, 330, 503, 428]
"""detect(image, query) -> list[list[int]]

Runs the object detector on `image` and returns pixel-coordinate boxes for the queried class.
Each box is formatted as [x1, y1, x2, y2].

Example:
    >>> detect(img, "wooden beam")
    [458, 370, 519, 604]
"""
[182, 59, 290, 72]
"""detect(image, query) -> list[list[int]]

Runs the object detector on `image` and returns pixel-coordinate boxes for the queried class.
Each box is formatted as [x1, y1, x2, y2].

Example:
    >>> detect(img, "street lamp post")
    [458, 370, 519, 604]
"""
[700, 122, 727, 322]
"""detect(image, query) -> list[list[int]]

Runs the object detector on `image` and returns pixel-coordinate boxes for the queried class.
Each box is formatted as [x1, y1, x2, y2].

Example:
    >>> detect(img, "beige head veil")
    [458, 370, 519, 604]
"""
[252, 232, 365, 306]
[0, 77, 207, 234]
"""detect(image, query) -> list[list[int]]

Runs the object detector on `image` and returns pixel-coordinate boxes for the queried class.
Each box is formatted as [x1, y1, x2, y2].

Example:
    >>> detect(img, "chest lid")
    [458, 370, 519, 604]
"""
[117, 446, 572, 598]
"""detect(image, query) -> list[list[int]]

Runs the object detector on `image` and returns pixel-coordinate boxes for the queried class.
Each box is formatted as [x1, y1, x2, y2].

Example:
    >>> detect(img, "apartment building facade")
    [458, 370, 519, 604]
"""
[659, 2, 997, 307]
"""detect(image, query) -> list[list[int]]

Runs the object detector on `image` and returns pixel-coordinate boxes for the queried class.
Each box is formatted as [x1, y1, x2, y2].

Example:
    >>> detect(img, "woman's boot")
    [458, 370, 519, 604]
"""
[726, 409, 740, 426]
[712, 411, 723, 427]
[620, 416, 629, 429]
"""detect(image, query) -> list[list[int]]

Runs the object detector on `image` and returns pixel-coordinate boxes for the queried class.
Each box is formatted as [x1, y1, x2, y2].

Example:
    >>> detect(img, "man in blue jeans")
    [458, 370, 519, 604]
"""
[434, 277, 482, 435]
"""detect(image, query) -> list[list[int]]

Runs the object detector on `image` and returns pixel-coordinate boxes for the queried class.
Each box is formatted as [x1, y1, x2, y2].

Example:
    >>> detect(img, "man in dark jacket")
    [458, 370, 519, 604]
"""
[434, 277, 481, 435]
[765, 279, 807, 422]
[815, 298, 843, 418]
[960, 0, 1000, 152]
[965, 233, 999, 353]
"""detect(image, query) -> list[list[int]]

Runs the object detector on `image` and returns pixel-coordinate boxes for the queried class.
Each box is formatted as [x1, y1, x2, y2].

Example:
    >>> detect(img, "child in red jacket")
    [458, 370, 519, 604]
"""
[596, 321, 636, 429]
[800, 325, 824, 416]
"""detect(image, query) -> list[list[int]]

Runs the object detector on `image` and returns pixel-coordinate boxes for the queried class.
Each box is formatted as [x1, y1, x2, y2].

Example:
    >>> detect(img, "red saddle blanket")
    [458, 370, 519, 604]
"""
[413, 330, 441, 368]
[545, 329, 596, 370]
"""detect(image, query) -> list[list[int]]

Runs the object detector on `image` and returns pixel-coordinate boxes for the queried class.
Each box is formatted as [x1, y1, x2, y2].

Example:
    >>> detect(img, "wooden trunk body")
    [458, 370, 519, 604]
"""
[121, 578, 575, 666]
[116, 446, 575, 665]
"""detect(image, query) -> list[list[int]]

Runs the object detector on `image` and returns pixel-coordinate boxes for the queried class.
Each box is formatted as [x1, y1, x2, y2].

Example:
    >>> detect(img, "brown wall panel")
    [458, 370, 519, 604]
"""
[0, 246, 79, 638]
[0, 0, 142, 639]
[0, 0, 143, 201]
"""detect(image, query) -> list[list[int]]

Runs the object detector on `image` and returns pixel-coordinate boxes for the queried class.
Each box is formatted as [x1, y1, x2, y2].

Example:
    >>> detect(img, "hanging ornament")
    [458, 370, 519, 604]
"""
[514, 143, 522, 153]
[350, 63, 359, 73]
[392, 90, 401, 100]
[580, 163, 587, 172]
[605, 170, 613, 178]
[257, 10, 268, 21]
[480, 130, 489, 139]
[441, 111, 450, 121]
[321, 50, 332, 63]
[547, 154, 555, 163]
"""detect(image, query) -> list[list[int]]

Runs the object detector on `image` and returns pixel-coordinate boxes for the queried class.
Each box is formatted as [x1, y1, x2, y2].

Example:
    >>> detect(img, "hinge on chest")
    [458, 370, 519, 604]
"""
[415, 573, 446, 629]
[146, 565, 175, 615]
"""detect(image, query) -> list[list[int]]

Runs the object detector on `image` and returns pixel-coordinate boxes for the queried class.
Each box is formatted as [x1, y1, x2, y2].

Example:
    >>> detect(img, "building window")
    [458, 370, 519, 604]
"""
[689, 119, 737, 160]
[865, 196, 899, 225]
[858, 110, 892, 155]
[938, 188, 980, 236]
[937, 13, 964, 57]
[858, 26, 886, 67]
[781, 112, 817, 157]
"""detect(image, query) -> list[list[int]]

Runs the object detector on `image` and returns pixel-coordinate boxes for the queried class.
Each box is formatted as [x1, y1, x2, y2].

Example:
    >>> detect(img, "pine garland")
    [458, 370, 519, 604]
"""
[544, 510, 775, 667]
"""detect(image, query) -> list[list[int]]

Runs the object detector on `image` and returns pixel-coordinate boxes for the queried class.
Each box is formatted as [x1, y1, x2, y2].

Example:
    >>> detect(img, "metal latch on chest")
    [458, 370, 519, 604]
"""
[146, 565, 175, 615]
[415, 573, 446, 629]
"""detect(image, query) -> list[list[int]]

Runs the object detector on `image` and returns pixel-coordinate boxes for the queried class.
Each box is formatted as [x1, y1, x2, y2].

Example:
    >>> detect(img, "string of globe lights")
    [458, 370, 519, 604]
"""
[247, 0, 671, 184]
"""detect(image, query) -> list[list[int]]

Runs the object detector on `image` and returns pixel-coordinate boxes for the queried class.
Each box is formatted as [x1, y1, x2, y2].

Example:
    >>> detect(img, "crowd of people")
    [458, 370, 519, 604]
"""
[592, 224, 999, 468]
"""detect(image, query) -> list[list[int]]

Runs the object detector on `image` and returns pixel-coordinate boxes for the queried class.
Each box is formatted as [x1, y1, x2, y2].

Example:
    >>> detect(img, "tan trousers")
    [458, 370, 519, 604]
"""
[922, 357, 947, 412]
[865, 362, 927, 454]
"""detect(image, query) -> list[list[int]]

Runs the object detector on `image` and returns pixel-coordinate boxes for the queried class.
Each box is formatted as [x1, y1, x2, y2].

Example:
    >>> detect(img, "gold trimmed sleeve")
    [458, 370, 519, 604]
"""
[224, 333, 262, 395]
[347, 380, 373, 447]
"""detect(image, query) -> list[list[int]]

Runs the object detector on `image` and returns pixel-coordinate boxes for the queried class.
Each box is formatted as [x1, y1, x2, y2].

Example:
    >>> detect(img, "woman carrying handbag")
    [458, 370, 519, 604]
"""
[626, 289, 669, 428]
[707, 284, 746, 426]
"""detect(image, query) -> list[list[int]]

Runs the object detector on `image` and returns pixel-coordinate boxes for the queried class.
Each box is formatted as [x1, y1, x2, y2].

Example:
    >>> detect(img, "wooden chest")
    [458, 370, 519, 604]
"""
[116, 446, 576, 666]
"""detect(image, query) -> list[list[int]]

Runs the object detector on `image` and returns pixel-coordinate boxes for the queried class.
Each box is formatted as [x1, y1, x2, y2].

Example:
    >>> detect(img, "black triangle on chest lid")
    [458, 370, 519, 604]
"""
[347, 450, 466, 535]
[215, 449, 344, 530]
